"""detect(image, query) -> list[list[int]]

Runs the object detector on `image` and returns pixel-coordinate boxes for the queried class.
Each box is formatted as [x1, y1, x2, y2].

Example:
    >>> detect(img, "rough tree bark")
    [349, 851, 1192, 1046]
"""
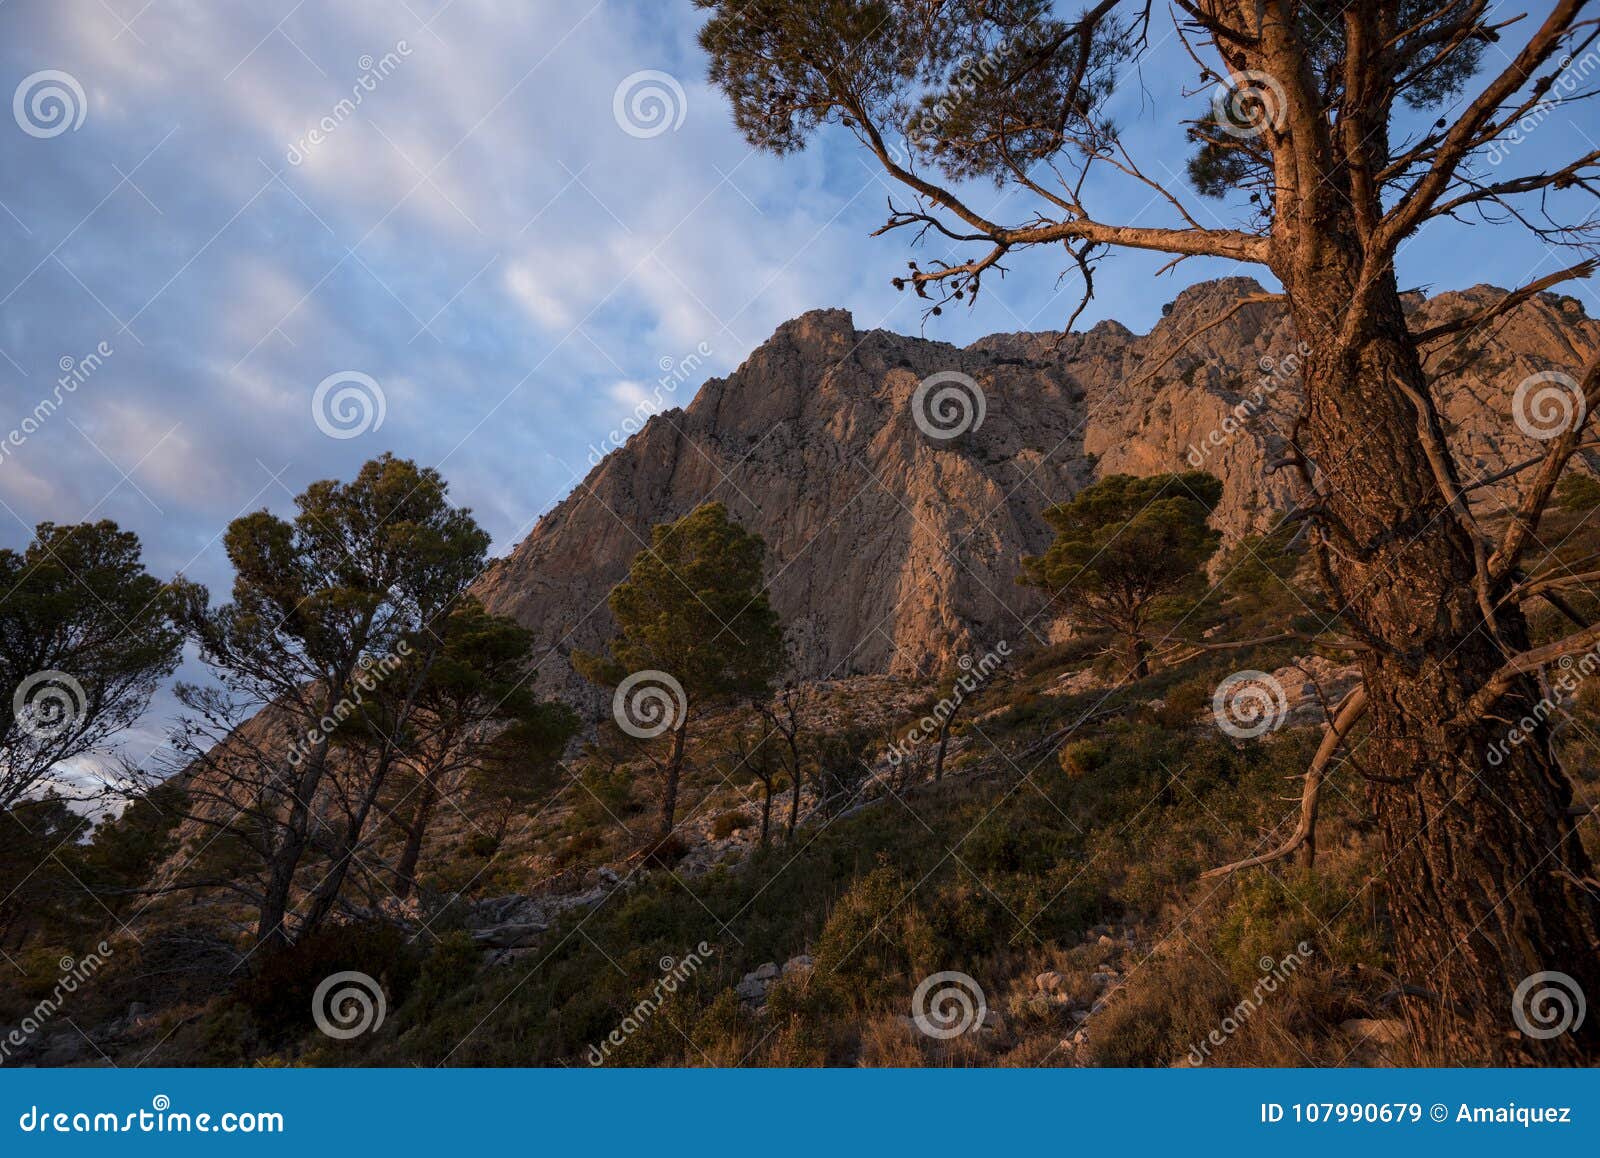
[1285, 250, 1600, 1062]
[658, 721, 688, 840]
[255, 721, 336, 951]
[393, 774, 439, 900]
[1126, 634, 1151, 682]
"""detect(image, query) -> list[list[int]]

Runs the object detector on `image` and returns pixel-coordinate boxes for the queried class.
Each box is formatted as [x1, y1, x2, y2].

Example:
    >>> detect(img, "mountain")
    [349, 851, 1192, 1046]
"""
[473, 278, 1599, 709]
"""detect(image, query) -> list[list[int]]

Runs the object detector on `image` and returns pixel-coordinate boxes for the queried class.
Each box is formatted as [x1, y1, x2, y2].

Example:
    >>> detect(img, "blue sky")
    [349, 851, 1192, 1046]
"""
[1, 0, 1593, 764]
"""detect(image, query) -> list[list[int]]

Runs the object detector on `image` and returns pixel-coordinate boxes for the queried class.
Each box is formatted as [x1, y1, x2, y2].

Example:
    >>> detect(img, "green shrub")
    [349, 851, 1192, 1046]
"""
[234, 922, 420, 1045]
[412, 931, 481, 1013]
[1556, 473, 1600, 512]
[711, 810, 752, 839]
[574, 761, 635, 826]
[555, 826, 605, 868]
[810, 865, 939, 1014]
[1058, 737, 1109, 780]
[641, 833, 687, 868]
[1152, 675, 1209, 727]
[1212, 867, 1386, 985]
[1085, 953, 1233, 1066]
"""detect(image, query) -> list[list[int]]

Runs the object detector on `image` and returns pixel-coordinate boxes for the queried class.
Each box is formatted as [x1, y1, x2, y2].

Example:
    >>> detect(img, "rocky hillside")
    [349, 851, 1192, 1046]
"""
[474, 278, 1599, 706]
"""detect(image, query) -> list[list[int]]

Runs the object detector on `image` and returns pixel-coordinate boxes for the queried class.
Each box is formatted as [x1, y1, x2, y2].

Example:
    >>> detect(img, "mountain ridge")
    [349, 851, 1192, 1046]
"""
[473, 279, 1600, 711]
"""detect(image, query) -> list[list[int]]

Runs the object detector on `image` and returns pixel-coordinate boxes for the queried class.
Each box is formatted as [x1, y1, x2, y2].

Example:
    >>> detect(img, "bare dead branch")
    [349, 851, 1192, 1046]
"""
[1463, 439, 1600, 493]
[1415, 259, 1600, 346]
[1489, 352, 1600, 580]
[1202, 684, 1368, 879]
[1514, 568, 1600, 603]
[1377, 1, 1590, 252]
[1470, 620, 1600, 714]
[1121, 292, 1283, 394]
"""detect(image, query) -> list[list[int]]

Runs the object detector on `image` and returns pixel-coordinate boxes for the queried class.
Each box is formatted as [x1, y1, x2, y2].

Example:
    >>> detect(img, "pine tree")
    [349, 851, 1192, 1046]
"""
[576, 503, 784, 842]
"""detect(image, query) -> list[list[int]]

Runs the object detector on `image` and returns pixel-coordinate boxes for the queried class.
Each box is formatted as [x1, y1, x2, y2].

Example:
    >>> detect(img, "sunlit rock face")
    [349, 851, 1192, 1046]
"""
[473, 281, 1599, 708]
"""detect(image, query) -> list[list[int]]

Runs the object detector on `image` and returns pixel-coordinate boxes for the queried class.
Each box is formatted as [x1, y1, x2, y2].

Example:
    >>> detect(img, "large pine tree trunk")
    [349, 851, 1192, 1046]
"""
[1127, 634, 1150, 681]
[393, 774, 439, 900]
[1286, 261, 1600, 1061]
[658, 722, 687, 840]
[256, 735, 333, 951]
[786, 734, 802, 839]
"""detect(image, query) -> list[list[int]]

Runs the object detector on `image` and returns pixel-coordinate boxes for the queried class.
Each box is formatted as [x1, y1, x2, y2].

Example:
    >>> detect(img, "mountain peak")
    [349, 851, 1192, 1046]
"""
[475, 280, 1598, 712]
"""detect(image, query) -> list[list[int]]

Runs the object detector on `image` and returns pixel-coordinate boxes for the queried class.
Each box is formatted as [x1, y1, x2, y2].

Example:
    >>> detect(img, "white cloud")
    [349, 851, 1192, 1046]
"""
[606, 378, 654, 411]
[503, 259, 579, 331]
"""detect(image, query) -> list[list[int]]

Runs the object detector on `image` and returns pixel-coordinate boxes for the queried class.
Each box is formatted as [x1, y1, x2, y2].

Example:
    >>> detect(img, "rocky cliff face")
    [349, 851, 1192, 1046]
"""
[472, 279, 1599, 707]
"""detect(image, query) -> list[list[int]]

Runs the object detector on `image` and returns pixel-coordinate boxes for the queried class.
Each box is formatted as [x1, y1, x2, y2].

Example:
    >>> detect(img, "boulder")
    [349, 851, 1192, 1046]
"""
[472, 894, 527, 923]
[471, 920, 547, 949]
[1034, 970, 1064, 994]
[36, 1032, 86, 1066]
[1050, 669, 1102, 697]
[1339, 1017, 1408, 1046]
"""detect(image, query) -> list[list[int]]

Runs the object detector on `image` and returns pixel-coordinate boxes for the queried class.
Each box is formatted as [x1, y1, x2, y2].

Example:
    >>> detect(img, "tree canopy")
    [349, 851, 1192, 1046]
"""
[577, 501, 784, 706]
[170, 453, 496, 948]
[1021, 472, 1222, 677]
[0, 520, 183, 809]
[577, 501, 784, 840]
